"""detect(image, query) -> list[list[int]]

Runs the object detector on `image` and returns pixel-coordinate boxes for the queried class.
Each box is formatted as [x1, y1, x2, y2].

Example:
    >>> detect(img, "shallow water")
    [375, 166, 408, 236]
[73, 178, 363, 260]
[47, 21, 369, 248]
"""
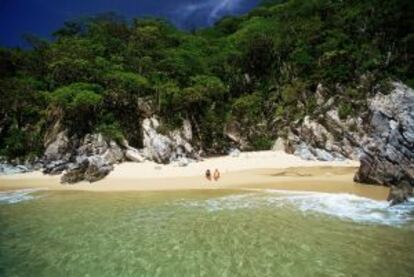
[1, 189, 414, 277]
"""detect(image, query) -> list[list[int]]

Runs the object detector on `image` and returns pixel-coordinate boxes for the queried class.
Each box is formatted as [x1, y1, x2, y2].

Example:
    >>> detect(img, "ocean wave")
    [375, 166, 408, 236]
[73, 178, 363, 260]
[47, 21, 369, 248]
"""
[178, 190, 414, 226]
[0, 189, 43, 204]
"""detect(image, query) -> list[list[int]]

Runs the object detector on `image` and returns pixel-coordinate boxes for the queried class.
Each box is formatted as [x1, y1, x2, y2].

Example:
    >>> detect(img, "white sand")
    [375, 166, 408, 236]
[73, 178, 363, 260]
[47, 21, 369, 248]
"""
[109, 151, 359, 179]
[0, 150, 391, 201]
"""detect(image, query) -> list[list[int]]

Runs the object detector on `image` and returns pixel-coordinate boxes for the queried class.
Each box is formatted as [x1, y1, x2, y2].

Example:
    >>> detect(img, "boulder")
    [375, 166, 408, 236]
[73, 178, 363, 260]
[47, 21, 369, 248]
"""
[229, 148, 241, 157]
[44, 131, 71, 161]
[141, 117, 195, 164]
[125, 148, 145, 163]
[387, 182, 413, 206]
[355, 82, 414, 204]
[272, 137, 286, 152]
[0, 164, 30, 175]
[142, 117, 173, 163]
[61, 155, 113, 184]
[84, 156, 114, 182]
[101, 141, 124, 164]
[43, 160, 69, 175]
[177, 157, 190, 167]
[293, 143, 316, 161]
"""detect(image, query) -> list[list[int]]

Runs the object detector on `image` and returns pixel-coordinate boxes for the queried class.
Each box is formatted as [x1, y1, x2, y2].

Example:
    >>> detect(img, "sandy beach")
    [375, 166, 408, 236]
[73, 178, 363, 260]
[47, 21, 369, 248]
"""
[0, 151, 389, 200]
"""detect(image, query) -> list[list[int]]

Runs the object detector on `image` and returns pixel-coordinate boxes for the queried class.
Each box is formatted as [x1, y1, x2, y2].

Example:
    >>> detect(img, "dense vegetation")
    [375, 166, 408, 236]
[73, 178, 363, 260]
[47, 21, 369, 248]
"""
[0, 0, 412, 159]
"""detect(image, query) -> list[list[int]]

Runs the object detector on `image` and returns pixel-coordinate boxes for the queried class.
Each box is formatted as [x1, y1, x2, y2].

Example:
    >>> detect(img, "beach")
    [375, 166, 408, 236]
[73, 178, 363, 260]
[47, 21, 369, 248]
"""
[0, 151, 389, 200]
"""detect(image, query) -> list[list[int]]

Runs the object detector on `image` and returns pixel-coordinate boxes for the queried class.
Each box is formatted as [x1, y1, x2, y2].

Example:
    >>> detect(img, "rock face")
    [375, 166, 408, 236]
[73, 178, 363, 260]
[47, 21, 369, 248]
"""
[41, 132, 124, 183]
[281, 112, 361, 162]
[355, 82, 414, 204]
[61, 156, 114, 184]
[36, 116, 198, 184]
[0, 164, 30, 175]
[43, 131, 71, 161]
[141, 117, 195, 164]
[59, 134, 123, 183]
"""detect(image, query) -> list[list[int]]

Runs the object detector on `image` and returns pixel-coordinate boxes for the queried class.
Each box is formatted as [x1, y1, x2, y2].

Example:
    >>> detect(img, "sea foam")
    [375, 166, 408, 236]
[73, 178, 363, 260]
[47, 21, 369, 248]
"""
[0, 189, 42, 204]
[179, 190, 414, 226]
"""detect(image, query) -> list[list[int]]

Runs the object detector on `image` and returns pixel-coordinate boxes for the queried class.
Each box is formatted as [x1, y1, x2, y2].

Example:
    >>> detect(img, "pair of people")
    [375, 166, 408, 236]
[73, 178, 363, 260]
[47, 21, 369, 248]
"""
[205, 169, 220, 181]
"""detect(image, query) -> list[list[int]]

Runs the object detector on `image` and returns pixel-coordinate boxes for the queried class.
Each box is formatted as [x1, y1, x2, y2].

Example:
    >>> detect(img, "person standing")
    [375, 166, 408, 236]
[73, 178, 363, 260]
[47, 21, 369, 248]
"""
[205, 169, 212, 181]
[213, 169, 221, 181]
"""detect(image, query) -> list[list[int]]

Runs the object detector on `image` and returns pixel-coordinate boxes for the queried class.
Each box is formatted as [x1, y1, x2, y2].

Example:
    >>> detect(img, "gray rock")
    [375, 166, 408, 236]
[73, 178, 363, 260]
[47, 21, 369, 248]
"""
[313, 148, 335, 161]
[142, 118, 173, 163]
[84, 156, 114, 182]
[0, 164, 30, 175]
[387, 183, 413, 206]
[272, 137, 286, 151]
[125, 148, 145, 163]
[294, 143, 316, 161]
[43, 160, 69, 175]
[355, 82, 414, 204]
[44, 131, 70, 161]
[101, 141, 124, 164]
[141, 117, 195, 164]
[61, 155, 113, 184]
[177, 157, 190, 167]
[229, 148, 241, 157]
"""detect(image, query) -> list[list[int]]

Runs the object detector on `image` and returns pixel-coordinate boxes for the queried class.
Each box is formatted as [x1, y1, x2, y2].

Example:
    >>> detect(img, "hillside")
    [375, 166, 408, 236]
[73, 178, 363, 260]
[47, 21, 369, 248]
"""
[0, 0, 413, 200]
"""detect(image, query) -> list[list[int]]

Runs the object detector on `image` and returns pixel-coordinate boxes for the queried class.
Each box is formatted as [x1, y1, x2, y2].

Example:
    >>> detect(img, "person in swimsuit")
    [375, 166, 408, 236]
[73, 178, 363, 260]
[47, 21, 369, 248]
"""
[205, 169, 212, 181]
[213, 169, 220, 181]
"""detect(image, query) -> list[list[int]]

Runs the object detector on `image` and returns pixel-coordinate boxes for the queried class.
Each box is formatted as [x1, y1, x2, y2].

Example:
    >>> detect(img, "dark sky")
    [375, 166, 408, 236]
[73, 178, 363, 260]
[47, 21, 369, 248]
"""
[0, 0, 260, 47]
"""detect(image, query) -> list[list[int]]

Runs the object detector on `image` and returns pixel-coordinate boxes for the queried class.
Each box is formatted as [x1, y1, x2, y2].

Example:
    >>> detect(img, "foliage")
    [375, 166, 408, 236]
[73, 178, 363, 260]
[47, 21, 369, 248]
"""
[0, 0, 412, 157]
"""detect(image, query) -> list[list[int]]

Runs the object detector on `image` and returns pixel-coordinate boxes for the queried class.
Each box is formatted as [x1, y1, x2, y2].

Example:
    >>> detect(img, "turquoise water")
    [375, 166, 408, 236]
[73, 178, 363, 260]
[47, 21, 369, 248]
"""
[1, 189, 414, 276]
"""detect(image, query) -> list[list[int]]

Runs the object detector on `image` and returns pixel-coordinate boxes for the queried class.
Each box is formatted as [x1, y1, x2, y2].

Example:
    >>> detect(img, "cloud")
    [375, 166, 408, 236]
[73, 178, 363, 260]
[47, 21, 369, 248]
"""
[174, 0, 245, 26]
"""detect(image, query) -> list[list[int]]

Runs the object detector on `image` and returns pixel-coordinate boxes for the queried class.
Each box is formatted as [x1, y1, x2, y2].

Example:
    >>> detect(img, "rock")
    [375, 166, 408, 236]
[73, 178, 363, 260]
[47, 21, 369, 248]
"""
[77, 133, 108, 156]
[182, 119, 193, 141]
[387, 184, 413, 206]
[84, 156, 114, 182]
[177, 157, 190, 167]
[313, 148, 335, 161]
[43, 160, 69, 175]
[224, 120, 249, 149]
[61, 155, 113, 184]
[293, 143, 316, 161]
[125, 148, 145, 163]
[61, 163, 87, 184]
[229, 148, 241, 157]
[0, 164, 30, 175]
[137, 98, 153, 117]
[141, 117, 195, 164]
[101, 141, 124, 164]
[142, 117, 173, 163]
[44, 131, 71, 161]
[272, 137, 286, 151]
[315, 83, 325, 106]
[355, 82, 414, 204]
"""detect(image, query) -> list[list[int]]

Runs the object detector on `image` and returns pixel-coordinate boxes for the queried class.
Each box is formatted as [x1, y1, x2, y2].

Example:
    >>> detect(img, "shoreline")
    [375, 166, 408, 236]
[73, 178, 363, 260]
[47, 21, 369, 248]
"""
[0, 151, 389, 200]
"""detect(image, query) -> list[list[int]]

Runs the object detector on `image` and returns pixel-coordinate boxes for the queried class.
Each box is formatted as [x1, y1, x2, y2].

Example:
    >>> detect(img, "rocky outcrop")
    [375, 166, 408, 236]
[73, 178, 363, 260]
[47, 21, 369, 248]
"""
[59, 134, 123, 183]
[355, 82, 414, 204]
[41, 132, 124, 183]
[279, 113, 361, 161]
[61, 155, 114, 184]
[0, 163, 30, 175]
[141, 117, 196, 164]
[43, 131, 71, 161]
[36, 116, 199, 184]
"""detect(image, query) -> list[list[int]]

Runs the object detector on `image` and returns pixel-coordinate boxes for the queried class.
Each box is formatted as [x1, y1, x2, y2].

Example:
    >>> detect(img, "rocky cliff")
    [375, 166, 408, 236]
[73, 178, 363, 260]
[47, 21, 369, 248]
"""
[355, 83, 414, 204]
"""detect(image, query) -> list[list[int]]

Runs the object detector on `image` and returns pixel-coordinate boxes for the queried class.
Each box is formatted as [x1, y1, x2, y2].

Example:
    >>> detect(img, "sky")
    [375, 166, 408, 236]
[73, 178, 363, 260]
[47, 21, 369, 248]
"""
[0, 0, 260, 47]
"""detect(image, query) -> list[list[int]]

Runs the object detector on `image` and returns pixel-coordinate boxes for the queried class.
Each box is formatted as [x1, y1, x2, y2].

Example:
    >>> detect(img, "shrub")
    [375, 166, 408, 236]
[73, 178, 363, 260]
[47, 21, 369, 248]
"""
[338, 102, 353, 120]
[251, 136, 273, 150]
